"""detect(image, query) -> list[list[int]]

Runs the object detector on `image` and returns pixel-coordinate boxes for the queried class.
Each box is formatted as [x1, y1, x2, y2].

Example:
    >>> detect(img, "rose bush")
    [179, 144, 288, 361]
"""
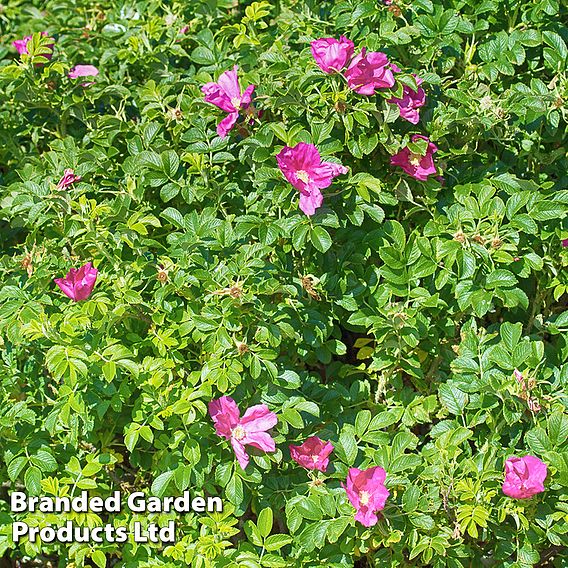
[0, 0, 567, 567]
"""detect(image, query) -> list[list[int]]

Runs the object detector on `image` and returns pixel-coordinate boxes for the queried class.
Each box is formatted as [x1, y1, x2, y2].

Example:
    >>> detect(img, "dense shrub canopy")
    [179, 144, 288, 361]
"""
[0, 0, 567, 566]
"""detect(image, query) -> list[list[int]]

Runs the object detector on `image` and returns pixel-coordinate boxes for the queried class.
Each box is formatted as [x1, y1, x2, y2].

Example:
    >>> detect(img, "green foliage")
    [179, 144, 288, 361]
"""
[0, 0, 567, 566]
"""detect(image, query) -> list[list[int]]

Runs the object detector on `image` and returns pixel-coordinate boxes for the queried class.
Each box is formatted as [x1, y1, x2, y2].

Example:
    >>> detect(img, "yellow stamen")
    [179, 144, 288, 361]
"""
[231, 97, 241, 109]
[409, 152, 422, 166]
[232, 425, 245, 440]
[296, 170, 310, 183]
[359, 491, 370, 506]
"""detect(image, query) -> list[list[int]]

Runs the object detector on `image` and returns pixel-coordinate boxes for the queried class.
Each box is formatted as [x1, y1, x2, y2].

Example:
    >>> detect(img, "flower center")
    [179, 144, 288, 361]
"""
[409, 152, 422, 166]
[232, 425, 246, 441]
[231, 97, 242, 109]
[311, 455, 319, 464]
[359, 491, 370, 506]
[296, 170, 310, 183]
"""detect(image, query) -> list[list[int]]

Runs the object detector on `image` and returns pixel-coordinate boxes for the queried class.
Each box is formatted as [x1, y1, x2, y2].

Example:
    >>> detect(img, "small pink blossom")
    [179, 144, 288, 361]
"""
[56, 168, 81, 190]
[68, 64, 99, 79]
[202, 65, 256, 138]
[179, 25, 189, 35]
[344, 48, 395, 95]
[209, 396, 277, 470]
[562, 239, 568, 247]
[387, 65, 426, 124]
[276, 142, 347, 216]
[311, 36, 354, 74]
[289, 436, 334, 472]
[12, 32, 54, 59]
[514, 368, 525, 388]
[527, 398, 541, 413]
[54, 262, 98, 302]
[342, 466, 389, 527]
[502, 455, 547, 499]
[390, 134, 437, 181]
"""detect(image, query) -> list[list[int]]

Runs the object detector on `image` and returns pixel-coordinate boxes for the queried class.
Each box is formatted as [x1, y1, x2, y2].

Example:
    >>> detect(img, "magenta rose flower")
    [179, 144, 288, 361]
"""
[276, 142, 347, 216]
[562, 239, 568, 247]
[68, 64, 99, 79]
[56, 168, 81, 190]
[289, 436, 334, 472]
[209, 395, 277, 470]
[201, 65, 256, 138]
[390, 134, 438, 181]
[311, 36, 354, 74]
[342, 466, 390, 527]
[344, 48, 395, 95]
[388, 65, 426, 124]
[502, 455, 547, 499]
[13, 32, 54, 60]
[54, 262, 98, 302]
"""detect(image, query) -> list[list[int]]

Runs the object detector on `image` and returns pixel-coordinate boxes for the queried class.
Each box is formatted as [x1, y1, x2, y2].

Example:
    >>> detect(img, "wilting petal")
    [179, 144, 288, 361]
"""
[299, 189, 324, 216]
[54, 277, 77, 301]
[354, 508, 379, 527]
[69, 64, 99, 79]
[240, 84, 256, 108]
[231, 438, 250, 470]
[217, 112, 239, 138]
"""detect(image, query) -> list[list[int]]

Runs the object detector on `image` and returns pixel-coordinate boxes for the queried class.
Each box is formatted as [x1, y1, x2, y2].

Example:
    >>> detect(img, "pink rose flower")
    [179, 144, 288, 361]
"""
[54, 262, 98, 302]
[502, 455, 547, 499]
[342, 466, 390, 527]
[201, 65, 256, 138]
[12, 32, 54, 59]
[289, 436, 334, 472]
[311, 36, 354, 74]
[209, 395, 277, 470]
[276, 142, 347, 216]
[56, 168, 81, 190]
[387, 65, 426, 124]
[68, 64, 99, 79]
[344, 48, 395, 95]
[390, 134, 438, 181]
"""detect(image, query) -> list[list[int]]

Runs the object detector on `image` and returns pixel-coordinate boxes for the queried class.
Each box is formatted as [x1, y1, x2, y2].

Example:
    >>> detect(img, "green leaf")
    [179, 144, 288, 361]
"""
[30, 450, 57, 472]
[355, 410, 372, 436]
[91, 550, 106, 568]
[8, 457, 27, 481]
[257, 507, 273, 538]
[24, 466, 42, 495]
[526, 427, 550, 454]
[295, 497, 322, 521]
[439, 383, 468, 415]
[161, 150, 180, 178]
[264, 534, 293, 551]
[337, 430, 358, 465]
[226, 474, 244, 506]
[161, 207, 185, 229]
[310, 226, 332, 253]
[151, 470, 174, 497]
